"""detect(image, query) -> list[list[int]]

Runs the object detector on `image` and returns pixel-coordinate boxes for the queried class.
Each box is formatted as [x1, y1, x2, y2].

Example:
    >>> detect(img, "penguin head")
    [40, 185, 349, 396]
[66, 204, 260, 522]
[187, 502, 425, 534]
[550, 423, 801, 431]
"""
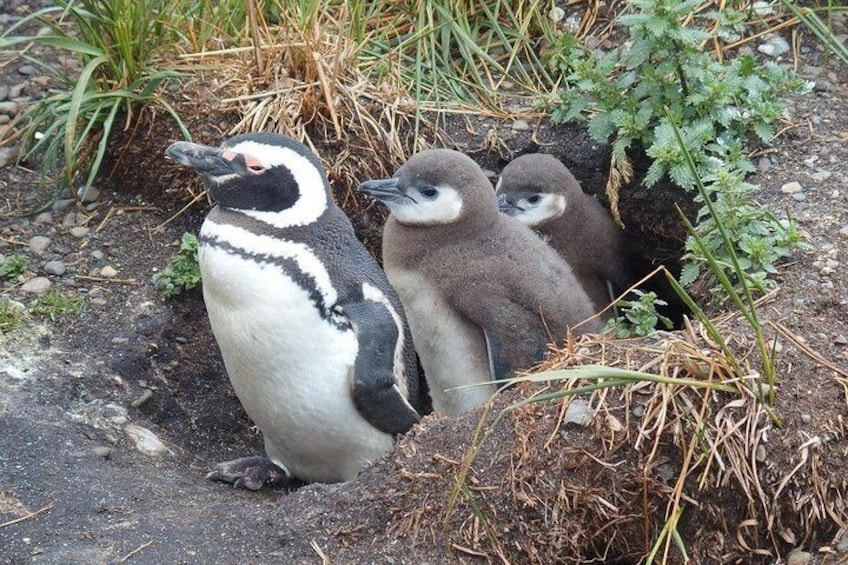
[166, 133, 330, 225]
[357, 149, 497, 226]
[496, 153, 580, 227]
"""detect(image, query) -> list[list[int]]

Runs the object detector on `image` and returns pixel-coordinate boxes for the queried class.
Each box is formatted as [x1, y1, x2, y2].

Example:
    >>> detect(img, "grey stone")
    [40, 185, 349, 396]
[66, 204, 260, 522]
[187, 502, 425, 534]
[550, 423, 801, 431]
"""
[800, 413, 811, 424]
[91, 250, 105, 261]
[100, 265, 118, 278]
[0, 85, 8, 101]
[33, 212, 53, 225]
[780, 181, 803, 194]
[511, 119, 531, 131]
[791, 193, 806, 202]
[124, 424, 170, 457]
[0, 146, 16, 169]
[758, 35, 790, 57]
[76, 184, 101, 204]
[28, 235, 51, 255]
[786, 550, 811, 565]
[7, 83, 25, 99]
[21, 276, 52, 294]
[53, 199, 76, 213]
[69, 226, 90, 238]
[17, 65, 38, 76]
[43, 260, 66, 276]
[757, 157, 771, 173]
[0, 101, 19, 116]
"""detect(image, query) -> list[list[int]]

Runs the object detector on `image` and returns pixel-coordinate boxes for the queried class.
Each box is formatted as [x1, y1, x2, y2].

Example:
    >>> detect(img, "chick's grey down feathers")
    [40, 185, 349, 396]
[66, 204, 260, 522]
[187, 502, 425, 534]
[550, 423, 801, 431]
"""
[498, 153, 633, 311]
[359, 148, 602, 414]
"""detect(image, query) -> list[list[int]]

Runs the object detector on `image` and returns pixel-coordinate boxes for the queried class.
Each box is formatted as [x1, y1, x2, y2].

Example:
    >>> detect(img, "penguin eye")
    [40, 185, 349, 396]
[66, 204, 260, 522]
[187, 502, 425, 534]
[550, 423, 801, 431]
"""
[247, 164, 265, 174]
[527, 195, 542, 204]
[421, 187, 438, 198]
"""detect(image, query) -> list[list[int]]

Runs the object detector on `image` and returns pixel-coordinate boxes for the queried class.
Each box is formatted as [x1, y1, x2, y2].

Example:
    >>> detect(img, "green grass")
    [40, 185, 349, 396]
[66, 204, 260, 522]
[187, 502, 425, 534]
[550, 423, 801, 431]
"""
[30, 289, 83, 322]
[1, 0, 190, 190]
[0, 254, 30, 283]
[0, 297, 27, 334]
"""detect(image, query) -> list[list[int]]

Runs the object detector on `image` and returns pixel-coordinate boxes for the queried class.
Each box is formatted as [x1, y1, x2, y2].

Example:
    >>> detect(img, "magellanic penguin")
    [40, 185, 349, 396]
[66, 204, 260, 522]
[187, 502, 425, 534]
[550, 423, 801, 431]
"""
[165, 133, 420, 489]
[496, 153, 633, 316]
[357, 149, 603, 416]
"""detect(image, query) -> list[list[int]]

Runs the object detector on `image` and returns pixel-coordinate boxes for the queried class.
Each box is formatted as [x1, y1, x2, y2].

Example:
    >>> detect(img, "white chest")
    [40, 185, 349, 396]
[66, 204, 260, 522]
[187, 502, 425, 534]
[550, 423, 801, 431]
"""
[386, 267, 494, 416]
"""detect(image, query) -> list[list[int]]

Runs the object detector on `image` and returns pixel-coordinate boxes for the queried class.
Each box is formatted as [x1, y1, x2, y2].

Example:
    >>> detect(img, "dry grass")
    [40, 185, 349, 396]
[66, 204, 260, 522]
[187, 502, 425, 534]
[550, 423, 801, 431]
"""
[378, 305, 848, 563]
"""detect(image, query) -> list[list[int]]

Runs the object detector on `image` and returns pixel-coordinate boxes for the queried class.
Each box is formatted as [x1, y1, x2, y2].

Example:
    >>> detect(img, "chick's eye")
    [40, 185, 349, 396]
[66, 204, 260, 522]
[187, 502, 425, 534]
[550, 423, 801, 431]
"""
[421, 188, 438, 198]
[527, 195, 542, 204]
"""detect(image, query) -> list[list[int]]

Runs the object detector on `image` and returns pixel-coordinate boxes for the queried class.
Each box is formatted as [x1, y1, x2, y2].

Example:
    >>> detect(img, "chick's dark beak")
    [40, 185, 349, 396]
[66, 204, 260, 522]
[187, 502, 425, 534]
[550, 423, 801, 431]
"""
[358, 177, 409, 204]
[165, 141, 234, 177]
[497, 193, 522, 214]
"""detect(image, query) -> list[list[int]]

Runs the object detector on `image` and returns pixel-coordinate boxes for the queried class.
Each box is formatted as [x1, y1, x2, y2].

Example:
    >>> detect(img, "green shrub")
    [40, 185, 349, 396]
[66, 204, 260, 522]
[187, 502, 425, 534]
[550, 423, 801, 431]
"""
[31, 290, 83, 322]
[608, 289, 673, 337]
[153, 232, 201, 297]
[0, 254, 30, 283]
[547, 0, 811, 300]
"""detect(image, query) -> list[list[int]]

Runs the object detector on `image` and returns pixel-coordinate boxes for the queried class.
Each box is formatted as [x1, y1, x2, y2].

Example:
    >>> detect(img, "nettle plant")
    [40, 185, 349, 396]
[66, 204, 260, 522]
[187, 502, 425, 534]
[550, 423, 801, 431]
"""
[548, 0, 811, 300]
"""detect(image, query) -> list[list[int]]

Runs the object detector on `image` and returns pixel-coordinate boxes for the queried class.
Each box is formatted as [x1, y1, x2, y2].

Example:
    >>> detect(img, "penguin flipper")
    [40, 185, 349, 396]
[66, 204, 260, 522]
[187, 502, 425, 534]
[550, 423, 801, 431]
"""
[206, 456, 292, 490]
[343, 299, 420, 436]
[483, 329, 514, 382]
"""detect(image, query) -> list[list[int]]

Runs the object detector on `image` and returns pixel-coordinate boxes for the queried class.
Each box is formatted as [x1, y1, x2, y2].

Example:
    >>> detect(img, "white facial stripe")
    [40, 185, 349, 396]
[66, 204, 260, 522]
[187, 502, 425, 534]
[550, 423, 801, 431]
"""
[388, 185, 463, 225]
[361, 282, 411, 402]
[511, 193, 566, 227]
[201, 219, 338, 305]
[226, 140, 328, 228]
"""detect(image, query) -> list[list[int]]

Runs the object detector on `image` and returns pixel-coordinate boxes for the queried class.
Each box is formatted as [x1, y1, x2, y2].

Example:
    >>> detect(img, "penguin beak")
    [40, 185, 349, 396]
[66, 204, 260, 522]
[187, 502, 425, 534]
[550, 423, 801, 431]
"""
[357, 177, 405, 203]
[165, 141, 235, 177]
[497, 193, 523, 215]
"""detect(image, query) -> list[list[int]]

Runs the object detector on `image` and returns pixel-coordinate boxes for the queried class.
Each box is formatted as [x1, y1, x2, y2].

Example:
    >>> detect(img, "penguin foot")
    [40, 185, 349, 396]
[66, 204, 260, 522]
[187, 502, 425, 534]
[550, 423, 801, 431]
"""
[206, 456, 291, 491]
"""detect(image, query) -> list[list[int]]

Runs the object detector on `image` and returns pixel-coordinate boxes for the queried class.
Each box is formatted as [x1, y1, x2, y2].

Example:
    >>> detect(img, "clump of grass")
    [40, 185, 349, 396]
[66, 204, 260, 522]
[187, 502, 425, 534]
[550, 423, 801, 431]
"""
[0, 0, 190, 189]
[546, 0, 811, 300]
[30, 289, 83, 322]
[153, 232, 201, 298]
[0, 254, 30, 283]
[0, 297, 27, 334]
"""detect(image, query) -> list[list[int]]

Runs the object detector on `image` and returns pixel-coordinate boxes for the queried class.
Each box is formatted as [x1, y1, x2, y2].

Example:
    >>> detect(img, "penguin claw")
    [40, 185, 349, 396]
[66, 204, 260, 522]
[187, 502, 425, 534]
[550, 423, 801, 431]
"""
[206, 456, 291, 491]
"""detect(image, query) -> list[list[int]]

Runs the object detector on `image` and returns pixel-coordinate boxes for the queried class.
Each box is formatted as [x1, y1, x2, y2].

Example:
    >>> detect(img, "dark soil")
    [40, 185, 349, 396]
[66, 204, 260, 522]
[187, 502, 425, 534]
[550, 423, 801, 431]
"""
[2, 4, 848, 564]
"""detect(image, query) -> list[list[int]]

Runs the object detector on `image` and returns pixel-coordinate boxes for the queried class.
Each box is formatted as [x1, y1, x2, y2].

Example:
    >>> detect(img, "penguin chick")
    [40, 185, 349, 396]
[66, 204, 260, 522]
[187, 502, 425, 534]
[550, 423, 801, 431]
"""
[165, 133, 420, 489]
[496, 153, 633, 315]
[358, 149, 602, 416]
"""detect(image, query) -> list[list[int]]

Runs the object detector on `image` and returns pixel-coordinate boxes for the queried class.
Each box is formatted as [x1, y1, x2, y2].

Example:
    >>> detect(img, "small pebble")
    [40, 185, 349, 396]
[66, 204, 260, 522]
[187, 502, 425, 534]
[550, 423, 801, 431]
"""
[825, 259, 840, 269]
[757, 157, 771, 173]
[77, 184, 101, 204]
[69, 226, 90, 238]
[131, 389, 154, 409]
[838, 227, 848, 238]
[17, 65, 37, 76]
[100, 266, 118, 278]
[33, 211, 53, 224]
[0, 85, 8, 101]
[834, 335, 848, 346]
[786, 550, 811, 565]
[124, 424, 170, 457]
[92, 446, 112, 459]
[800, 414, 811, 424]
[836, 531, 848, 553]
[0, 101, 19, 116]
[791, 193, 806, 202]
[511, 119, 530, 132]
[780, 181, 803, 194]
[0, 147, 16, 168]
[21, 276, 52, 294]
[91, 249, 105, 261]
[8, 83, 25, 99]
[53, 199, 76, 213]
[43, 260, 66, 276]
[758, 34, 790, 58]
[564, 398, 592, 426]
[755, 445, 767, 462]
[28, 235, 51, 255]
